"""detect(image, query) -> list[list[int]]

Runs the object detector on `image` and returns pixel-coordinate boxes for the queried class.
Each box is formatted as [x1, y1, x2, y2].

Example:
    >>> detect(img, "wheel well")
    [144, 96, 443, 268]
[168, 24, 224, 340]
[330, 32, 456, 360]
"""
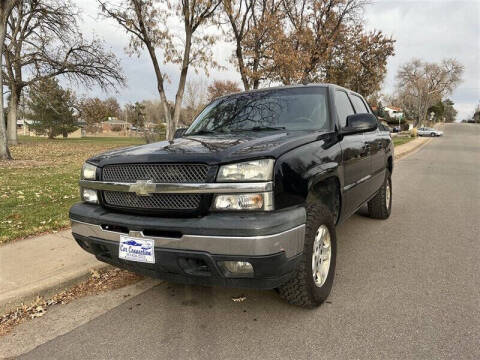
[387, 156, 393, 174]
[307, 177, 341, 223]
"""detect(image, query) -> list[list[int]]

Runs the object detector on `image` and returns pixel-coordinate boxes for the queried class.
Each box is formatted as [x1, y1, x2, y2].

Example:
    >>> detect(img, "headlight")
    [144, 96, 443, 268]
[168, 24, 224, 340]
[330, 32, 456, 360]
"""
[82, 163, 97, 180]
[217, 159, 274, 182]
[81, 188, 98, 204]
[213, 192, 273, 211]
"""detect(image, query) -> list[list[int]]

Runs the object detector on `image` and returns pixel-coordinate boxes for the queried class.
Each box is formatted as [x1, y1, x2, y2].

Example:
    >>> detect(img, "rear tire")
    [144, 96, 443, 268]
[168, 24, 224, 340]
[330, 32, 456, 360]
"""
[368, 170, 392, 219]
[431, 132, 436, 137]
[277, 204, 337, 308]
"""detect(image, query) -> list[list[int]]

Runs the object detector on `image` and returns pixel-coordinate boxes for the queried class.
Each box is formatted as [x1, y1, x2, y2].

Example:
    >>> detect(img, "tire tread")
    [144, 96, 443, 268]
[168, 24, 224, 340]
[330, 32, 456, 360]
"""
[368, 170, 391, 219]
[277, 204, 335, 308]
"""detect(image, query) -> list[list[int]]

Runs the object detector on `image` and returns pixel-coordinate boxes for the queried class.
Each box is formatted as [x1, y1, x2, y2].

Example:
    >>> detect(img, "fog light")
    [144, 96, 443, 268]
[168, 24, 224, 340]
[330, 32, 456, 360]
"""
[214, 193, 264, 210]
[81, 188, 98, 204]
[219, 261, 254, 275]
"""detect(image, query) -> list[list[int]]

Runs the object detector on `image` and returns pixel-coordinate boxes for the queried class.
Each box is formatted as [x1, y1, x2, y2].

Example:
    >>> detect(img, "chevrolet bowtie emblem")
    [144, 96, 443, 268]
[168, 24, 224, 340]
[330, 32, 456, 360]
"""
[129, 180, 156, 196]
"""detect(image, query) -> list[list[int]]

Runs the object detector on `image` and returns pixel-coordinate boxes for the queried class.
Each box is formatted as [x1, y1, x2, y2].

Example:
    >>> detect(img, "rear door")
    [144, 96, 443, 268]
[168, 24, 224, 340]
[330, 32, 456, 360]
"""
[335, 90, 370, 216]
[349, 94, 385, 196]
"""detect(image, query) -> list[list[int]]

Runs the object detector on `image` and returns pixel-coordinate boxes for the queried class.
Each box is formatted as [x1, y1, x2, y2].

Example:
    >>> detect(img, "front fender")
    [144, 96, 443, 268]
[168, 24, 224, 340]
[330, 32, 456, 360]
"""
[273, 135, 342, 211]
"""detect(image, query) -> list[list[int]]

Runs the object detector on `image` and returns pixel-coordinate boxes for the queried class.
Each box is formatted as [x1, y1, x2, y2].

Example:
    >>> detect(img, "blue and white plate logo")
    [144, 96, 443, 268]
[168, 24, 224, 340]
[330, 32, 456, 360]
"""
[119, 236, 155, 264]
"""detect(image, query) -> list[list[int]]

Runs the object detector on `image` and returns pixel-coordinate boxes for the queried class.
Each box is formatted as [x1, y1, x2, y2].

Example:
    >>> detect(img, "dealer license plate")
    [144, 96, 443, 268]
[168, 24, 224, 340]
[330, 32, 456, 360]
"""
[119, 236, 155, 264]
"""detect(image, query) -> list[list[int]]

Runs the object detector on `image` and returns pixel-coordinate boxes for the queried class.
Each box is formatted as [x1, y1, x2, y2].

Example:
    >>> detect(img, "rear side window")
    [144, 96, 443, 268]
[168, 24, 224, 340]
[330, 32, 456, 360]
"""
[335, 91, 355, 128]
[350, 95, 370, 114]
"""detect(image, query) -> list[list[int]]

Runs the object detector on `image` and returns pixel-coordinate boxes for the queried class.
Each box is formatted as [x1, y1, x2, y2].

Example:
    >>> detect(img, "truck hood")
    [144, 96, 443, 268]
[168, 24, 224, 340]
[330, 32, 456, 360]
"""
[88, 130, 330, 167]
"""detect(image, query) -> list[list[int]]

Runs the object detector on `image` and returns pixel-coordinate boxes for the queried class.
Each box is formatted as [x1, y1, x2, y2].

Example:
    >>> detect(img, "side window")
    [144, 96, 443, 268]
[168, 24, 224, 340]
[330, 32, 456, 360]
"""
[350, 94, 370, 114]
[335, 91, 355, 128]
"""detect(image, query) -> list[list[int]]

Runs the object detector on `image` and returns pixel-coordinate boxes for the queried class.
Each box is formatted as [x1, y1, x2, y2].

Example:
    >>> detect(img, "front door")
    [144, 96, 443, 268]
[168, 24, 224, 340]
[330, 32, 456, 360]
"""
[349, 94, 385, 196]
[335, 90, 370, 216]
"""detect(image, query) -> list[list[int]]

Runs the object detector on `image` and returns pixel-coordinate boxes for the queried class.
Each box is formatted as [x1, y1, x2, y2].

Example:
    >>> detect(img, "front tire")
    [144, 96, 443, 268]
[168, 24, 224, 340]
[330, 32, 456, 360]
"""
[368, 170, 392, 219]
[277, 204, 337, 308]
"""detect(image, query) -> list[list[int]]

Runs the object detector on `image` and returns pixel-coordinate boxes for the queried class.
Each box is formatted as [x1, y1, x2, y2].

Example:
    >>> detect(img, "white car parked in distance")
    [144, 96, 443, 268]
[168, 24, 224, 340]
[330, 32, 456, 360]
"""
[417, 127, 444, 137]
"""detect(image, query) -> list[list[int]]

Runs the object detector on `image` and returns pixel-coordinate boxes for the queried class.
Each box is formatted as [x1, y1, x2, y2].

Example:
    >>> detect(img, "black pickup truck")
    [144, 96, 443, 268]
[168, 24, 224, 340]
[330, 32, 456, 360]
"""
[70, 84, 393, 307]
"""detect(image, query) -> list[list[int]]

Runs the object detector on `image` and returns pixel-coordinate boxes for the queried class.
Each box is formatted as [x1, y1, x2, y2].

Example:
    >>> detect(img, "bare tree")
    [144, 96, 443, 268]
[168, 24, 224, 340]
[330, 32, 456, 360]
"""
[222, 0, 254, 90]
[182, 78, 209, 126]
[396, 58, 464, 127]
[278, 0, 366, 84]
[207, 79, 240, 100]
[78, 97, 120, 133]
[0, 0, 19, 160]
[322, 24, 395, 97]
[3, 0, 125, 146]
[100, 0, 221, 140]
[222, 0, 392, 94]
[222, 0, 282, 90]
[142, 99, 169, 125]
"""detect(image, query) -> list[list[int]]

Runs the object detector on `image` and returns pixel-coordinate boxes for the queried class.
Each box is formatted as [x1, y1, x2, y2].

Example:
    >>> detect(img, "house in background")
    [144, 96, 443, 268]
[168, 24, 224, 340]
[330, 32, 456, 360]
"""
[101, 117, 131, 133]
[16, 119, 35, 136]
[17, 118, 86, 138]
[384, 106, 404, 119]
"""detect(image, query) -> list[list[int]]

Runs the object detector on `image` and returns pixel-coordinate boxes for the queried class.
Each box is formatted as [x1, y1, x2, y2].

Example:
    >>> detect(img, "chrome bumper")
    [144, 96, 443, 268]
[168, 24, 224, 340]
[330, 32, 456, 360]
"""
[71, 220, 305, 258]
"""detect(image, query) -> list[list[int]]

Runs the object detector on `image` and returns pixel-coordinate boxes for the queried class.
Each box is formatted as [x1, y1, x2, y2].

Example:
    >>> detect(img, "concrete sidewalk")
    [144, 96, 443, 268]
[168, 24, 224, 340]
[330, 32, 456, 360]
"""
[0, 230, 104, 313]
[394, 136, 431, 160]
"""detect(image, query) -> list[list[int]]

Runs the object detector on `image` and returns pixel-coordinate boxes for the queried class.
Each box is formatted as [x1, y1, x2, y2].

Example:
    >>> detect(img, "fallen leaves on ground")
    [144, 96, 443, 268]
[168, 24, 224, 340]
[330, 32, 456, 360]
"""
[0, 268, 142, 337]
[232, 295, 247, 302]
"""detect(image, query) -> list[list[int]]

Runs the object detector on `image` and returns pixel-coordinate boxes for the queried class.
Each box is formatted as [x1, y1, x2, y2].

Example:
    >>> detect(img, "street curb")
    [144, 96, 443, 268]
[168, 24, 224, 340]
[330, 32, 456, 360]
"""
[394, 137, 433, 161]
[0, 263, 110, 315]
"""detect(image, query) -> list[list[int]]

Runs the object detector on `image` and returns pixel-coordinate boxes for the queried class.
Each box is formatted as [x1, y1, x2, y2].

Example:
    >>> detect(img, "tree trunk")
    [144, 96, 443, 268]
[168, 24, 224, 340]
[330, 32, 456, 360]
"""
[131, 0, 173, 141]
[171, 28, 192, 141]
[157, 80, 172, 140]
[236, 40, 250, 91]
[7, 86, 19, 145]
[144, 39, 172, 140]
[0, 0, 20, 159]
[0, 9, 11, 160]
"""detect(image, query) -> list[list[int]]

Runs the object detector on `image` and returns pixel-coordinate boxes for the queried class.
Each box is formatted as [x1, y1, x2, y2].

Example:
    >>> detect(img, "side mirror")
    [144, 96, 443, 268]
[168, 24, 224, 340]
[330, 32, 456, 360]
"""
[173, 128, 187, 139]
[342, 113, 378, 135]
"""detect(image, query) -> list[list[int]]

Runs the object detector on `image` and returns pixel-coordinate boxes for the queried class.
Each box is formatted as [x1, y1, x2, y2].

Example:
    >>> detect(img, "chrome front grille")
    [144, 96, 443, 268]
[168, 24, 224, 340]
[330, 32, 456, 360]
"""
[102, 163, 209, 183]
[101, 163, 209, 212]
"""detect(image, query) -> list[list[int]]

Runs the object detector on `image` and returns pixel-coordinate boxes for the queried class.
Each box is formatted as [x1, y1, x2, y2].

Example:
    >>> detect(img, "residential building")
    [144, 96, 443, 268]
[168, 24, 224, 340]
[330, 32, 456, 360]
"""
[384, 106, 404, 119]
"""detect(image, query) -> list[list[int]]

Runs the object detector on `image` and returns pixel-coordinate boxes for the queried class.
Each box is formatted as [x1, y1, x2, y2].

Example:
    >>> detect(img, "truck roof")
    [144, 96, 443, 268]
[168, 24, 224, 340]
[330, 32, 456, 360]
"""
[215, 83, 363, 101]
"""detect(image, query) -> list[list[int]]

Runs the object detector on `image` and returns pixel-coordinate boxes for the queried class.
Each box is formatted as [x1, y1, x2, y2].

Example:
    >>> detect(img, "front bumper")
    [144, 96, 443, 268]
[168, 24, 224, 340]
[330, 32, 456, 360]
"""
[69, 203, 306, 289]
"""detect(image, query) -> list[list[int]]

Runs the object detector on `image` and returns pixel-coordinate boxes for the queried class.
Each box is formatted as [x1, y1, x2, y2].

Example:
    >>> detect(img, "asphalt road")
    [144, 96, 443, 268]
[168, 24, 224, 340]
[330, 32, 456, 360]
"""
[10, 124, 480, 359]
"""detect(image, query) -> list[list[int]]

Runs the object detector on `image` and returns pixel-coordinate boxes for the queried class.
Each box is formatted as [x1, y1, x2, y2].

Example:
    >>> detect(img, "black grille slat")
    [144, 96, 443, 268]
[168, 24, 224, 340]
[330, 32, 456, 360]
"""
[103, 192, 201, 210]
[101, 163, 209, 212]
[102, 164, 208, 183]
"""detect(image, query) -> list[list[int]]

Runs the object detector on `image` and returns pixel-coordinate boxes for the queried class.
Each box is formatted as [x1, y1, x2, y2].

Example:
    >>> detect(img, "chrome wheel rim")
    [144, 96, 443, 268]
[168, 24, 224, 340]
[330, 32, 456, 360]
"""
[312, 225, 331, 287]
[386, 180, 391, 210]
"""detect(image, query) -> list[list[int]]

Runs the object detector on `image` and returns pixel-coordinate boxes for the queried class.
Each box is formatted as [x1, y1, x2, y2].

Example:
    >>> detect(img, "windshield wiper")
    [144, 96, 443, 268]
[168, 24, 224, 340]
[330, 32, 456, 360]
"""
[249, 126, 286, 131]
[188, 129, 216, 136]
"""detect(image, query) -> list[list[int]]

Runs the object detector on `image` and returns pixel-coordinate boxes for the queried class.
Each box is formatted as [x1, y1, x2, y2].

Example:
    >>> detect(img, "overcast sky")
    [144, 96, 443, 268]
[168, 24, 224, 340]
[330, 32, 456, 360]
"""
[77, 0, 480, 121]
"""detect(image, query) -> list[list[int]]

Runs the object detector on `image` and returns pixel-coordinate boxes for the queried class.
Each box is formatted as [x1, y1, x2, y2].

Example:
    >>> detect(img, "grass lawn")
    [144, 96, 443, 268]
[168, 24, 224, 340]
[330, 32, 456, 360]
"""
[393, 136, 415, 147]
[0, 136, 146, 244]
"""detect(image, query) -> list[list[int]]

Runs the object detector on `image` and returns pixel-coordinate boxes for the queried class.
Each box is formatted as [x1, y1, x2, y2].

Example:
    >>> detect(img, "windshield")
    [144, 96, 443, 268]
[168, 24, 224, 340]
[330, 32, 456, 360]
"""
[185, 87, 330, 135]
